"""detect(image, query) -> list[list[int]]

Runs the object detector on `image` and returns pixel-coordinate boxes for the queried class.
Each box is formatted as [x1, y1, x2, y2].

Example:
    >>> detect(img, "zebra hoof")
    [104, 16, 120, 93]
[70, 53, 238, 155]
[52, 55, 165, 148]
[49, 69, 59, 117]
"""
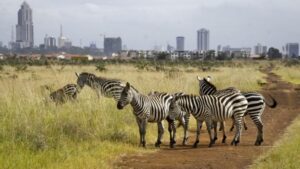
[231, 140, 240, 146]
[244, 126, 248, 130]
[230, 127, 234, 132]
[155, 141, 161, 148]
[170, 143, 176, 148]
[222, 136, 227, 143]
[193, 141, 199, 148]
[213, 137, 218, 141]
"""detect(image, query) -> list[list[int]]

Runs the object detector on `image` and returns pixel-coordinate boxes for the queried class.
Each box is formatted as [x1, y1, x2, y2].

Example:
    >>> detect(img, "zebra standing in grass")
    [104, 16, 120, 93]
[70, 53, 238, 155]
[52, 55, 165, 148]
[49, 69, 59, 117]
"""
[169, 89, 248, 148]
[148, 91, 189, 145]
[49, 84, 80, 104]
[117, 82, 176, 148]
[197, 76, 277, 146]
[75, 72, 124, 102]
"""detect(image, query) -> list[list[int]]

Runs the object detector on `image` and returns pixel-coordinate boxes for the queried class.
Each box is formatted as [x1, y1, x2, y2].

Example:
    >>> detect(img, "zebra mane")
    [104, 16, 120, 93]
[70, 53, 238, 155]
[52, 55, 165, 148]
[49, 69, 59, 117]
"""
[202, 78, 217, 91]
[79, 72, 122, 82]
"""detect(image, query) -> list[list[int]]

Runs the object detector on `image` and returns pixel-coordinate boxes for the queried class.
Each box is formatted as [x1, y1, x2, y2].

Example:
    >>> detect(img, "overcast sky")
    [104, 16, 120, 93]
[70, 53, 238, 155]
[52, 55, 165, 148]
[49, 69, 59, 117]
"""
[0, 0, 299, 50]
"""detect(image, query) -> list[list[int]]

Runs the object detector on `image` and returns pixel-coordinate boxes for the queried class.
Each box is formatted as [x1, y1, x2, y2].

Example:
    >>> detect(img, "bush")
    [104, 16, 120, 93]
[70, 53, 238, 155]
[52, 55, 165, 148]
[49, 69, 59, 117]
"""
[95, 63, 107, 72]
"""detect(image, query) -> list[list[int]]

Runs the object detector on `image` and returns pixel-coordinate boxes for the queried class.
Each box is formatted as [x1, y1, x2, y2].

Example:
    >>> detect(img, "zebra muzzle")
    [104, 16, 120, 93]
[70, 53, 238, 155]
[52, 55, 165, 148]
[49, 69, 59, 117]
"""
[117, 102, 124, 109]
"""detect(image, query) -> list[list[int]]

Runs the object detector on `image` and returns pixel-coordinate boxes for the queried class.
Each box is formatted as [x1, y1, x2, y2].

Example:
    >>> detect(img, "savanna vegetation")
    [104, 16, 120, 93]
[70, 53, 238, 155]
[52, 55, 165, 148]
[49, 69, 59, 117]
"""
[251, 62, 300, 169]
[0, 60, 297, 169]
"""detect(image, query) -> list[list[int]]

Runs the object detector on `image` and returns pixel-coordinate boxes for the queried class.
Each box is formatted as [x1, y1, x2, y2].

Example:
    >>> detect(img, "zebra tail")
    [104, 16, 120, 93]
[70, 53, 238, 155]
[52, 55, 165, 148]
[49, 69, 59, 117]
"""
[264, 94, 277, 108]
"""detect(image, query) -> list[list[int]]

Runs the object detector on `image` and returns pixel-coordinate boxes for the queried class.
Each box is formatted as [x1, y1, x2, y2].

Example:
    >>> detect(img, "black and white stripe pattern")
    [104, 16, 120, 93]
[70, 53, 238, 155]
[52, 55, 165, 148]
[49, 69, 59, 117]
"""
[197, 76, 277, 146]
[117, 82, 175, 148]
[50, 84, 79, 104]
[75, 72, 124, 102]
[169, 90, 248, 148]
[148, 91, 189, 145]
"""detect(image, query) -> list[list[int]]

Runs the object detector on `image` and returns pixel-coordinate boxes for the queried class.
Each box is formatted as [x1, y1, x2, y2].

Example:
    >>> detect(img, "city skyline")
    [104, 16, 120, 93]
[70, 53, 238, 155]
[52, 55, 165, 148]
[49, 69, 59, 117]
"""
[0, 0, 300, 50]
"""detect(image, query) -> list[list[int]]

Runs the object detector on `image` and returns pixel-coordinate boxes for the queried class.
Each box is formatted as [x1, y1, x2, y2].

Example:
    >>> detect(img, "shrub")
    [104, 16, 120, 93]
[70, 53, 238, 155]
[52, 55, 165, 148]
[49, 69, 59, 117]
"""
[95, 63, 107, 72]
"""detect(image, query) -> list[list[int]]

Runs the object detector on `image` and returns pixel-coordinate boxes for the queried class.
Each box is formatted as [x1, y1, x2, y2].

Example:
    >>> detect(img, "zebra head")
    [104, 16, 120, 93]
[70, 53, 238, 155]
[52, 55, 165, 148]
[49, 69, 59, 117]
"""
[168, 96, 182, 120]
[197, 75, 216, 95]
[117, 82, 133, 110]
[76, 72, 95, 88]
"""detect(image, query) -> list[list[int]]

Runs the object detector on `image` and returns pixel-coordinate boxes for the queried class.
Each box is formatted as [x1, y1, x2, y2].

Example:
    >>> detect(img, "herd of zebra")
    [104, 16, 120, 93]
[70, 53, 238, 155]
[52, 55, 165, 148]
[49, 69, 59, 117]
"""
[49, 72, 277, 148]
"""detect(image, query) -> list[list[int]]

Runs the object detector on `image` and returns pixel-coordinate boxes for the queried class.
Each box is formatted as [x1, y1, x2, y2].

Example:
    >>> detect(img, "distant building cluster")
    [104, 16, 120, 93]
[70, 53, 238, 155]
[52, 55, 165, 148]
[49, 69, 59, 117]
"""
[1, 2, 299, 60]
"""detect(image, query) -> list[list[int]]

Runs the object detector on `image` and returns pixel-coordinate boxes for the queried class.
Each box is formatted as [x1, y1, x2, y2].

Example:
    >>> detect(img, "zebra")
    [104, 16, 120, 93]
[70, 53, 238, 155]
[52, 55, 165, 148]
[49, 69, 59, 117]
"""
[49, 84, 80, 104]
[197, 75, 277, 146]
[75, 72, 124, 102]
[148, 91, 190, 145]
[117, 82, 176, 148]
[169, 90, 248, 148]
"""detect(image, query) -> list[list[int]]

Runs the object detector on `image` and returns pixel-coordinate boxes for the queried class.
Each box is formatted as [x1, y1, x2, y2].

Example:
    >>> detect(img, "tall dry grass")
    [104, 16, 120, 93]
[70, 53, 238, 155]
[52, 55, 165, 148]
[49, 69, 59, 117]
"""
[0, 64, 265, 169]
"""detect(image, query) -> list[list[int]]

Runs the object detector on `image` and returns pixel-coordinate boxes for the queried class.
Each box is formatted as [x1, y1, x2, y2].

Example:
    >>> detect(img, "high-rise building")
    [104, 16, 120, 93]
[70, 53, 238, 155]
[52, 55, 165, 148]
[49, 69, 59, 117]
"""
[197, 28, 209, 52]
[57, 25, 72, 48]
[44, 35, 56, 49]
[254, 43, 268, 55]
[16, 1, 34, 48]
[0, 41, 2, 48]
[176, 36, 185, 51]
[285, 43, 299, 58]
[104, 37, 122, 56]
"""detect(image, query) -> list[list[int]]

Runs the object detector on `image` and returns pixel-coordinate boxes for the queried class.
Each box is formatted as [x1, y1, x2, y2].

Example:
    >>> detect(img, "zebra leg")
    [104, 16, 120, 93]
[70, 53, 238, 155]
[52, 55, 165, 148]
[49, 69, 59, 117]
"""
[184, 113, 190, 143]
[141, 119, 147, 148]
[213, 121, 218, 143]
[221, 121, 227, 143]
[136, 117, 144, 147]
[231, 115, 242, 146]
[243, 116, 248, 130]
[193, 119, 202, 148]
[230, 117, 235, 132]
[206, 120, 214, 147]
[155, 121, 164, 148]
[180, 117, 188, 145]
[167, 117, 176, 148]
[255, 118, 264, 146]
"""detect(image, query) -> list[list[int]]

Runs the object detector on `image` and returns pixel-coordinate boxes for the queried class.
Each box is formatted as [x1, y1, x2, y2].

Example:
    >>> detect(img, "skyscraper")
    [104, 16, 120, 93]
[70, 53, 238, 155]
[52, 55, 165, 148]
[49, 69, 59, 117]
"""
[104, 37, 122, 56]
[254, 43, 268, 55]
[285, 43, 299, 58]
[197, 28, 209, 52]
[44, 35, 56, 49]
[16, 1, 34, 48]
[176, 36, 185, 51]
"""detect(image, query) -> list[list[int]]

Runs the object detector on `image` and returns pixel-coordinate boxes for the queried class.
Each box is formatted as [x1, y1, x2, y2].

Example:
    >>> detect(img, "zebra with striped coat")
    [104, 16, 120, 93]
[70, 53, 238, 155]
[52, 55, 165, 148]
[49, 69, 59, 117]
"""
[197, 76, 277, 146]
[75, 72, 124, 102]
[169, 90, 248, 148]
[117, 82, 176, 148]
[148, 91, 189, 145]
[49, 84, 80, 104]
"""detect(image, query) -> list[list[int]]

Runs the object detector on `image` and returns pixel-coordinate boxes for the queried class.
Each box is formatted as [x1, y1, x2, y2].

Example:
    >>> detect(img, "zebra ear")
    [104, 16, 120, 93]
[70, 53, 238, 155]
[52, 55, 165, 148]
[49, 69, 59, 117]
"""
[125, 82, 131, 89]
[197, 76, 201, 81]
[206, 76, 211, 81]
[75, 72, 79, 78]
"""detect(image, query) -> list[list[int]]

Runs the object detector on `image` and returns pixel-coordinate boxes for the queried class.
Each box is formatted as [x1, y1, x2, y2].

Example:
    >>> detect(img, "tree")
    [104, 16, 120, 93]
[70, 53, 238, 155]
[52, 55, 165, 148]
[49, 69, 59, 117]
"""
[204, 50, 215, 60]
[267, 47, 282, 59]
[156, 52, 170, 60]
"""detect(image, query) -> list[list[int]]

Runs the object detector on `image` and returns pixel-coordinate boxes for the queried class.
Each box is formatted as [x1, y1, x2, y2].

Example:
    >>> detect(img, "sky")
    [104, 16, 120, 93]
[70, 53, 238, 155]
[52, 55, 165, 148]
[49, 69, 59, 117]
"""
[0, 0, 299, 50]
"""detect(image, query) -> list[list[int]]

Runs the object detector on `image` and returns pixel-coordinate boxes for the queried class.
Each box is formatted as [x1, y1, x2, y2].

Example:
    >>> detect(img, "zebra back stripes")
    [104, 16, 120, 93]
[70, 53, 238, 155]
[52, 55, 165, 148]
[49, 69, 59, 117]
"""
[197, 75, 277, 145]
[117, 82, 176, 148]
[50, 83, 79, 104]
[170, 90, 248, 147]
[76, 72, 124, 101]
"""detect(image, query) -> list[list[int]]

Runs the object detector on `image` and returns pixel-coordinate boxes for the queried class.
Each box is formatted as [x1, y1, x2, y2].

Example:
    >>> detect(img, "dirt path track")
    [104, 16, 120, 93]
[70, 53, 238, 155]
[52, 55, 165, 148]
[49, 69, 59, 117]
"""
[116, 68, 300, 169]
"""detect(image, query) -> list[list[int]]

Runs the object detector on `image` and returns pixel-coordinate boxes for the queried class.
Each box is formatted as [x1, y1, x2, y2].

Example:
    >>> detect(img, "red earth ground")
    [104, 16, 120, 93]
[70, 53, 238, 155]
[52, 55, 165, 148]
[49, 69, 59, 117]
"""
[115, 67, 300, 169]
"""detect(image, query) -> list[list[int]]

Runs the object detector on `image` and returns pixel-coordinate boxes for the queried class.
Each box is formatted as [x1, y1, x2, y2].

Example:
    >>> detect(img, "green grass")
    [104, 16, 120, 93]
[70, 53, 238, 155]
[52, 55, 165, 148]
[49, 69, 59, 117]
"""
[273, 65, 300, 84]
[251, 64, 300, 169]
[251, 116, 300, 169]
[0, 63, 266, 169]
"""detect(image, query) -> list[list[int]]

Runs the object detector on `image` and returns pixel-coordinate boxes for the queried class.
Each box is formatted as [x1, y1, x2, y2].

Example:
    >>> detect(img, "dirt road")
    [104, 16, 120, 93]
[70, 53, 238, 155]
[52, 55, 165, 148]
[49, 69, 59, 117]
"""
[116, 68, 300, 169]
